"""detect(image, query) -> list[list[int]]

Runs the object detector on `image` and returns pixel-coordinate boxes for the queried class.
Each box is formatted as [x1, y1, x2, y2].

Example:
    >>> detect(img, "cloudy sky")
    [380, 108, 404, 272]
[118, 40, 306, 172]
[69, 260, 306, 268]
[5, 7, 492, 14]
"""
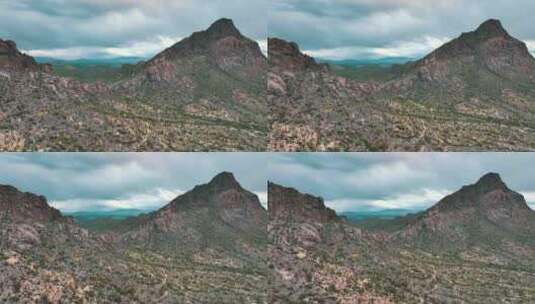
[268, 153, 535, 213]
[269, 0, 535, 60]
[0, 153, 269, 212]
[1, 153, 534, 214]
[0, 0, 267, 60]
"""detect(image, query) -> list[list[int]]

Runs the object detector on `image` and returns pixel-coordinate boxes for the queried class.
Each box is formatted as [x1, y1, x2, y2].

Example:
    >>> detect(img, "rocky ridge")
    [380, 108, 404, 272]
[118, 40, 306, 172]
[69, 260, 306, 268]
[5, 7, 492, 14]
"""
[268, 19, 535, 152]
[1, 18, 267, 151]
[268, 174, 535, 303]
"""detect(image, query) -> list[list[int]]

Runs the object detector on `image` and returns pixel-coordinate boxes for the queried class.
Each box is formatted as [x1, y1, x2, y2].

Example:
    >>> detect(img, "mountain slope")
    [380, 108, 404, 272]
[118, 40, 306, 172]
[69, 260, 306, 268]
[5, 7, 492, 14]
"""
[268, 182, 391, 304]
[0, 174, 269, 303]
[268, 19, 535, 151]
[116, 18, 267, 129]
[120, 172, 267, 254]
[399, 19, 535, 101]
[1, 18, 267, 151]
[397, 173, 535, 251]
[269, 179, 535, 303]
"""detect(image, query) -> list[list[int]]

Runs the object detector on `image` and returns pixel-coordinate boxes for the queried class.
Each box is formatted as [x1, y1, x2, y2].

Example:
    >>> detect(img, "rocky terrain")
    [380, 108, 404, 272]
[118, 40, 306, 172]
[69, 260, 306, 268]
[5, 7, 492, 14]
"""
[268, 174, 535, 303]
[0, 172, 268, 303]
[268, 19, 535, 151]
[0, 18, 267, 151]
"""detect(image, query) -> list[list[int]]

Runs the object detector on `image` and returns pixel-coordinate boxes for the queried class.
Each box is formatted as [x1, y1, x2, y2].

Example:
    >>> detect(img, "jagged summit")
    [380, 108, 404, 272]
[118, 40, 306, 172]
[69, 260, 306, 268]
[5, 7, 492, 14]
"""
[205, 18, 242, 38]
[268, 37, 323, 71]
[474, 172, 508, 190]
[120, 173, 267, 252]
[155, 18, 247, 59]
[207, 171, 242, 190]
[0, 39, 44, 72]
[411, 19, 535, 83]
[0, 184, 63, 223]
[474, 19, 509, 38]
[130, 17, 266, 87]
[268, 182, 337, 223]
[399, 173, 535, 249]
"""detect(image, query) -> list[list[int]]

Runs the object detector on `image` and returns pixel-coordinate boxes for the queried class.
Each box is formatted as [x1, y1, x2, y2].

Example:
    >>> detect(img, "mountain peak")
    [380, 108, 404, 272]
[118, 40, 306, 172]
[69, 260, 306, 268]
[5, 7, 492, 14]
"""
[0, 38, 42, 72]
[268, 182, 337, 223]
[474, 19, 509, 38]
[206, 18, 241, 37]
[474, 172, 507, 190]
[0, 184, 63, 223]
[268, 37, 323, 72]
[207, 171, 241, 190]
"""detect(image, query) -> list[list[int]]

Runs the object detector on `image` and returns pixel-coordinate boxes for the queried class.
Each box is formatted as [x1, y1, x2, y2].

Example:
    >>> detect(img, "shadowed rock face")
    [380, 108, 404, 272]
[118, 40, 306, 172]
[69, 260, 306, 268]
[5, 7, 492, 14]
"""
[0, 185, 63, 223]
[0, 174, 268, 303]
[267, 19, 535, 152]
[268, 38, 323, 72]
[121, 172, 267, 252]
[410, 19, 535, 82]
[0, 39, 46, 72]
[268, 182, 337, 223]
[401, 173, 535, 247]
[144, 18, 266, 82]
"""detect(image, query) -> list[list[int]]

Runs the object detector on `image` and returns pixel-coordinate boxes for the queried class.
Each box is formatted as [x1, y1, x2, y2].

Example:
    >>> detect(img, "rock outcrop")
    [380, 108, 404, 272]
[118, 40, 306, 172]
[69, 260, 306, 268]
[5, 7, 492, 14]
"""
[268, 182, 337, 223]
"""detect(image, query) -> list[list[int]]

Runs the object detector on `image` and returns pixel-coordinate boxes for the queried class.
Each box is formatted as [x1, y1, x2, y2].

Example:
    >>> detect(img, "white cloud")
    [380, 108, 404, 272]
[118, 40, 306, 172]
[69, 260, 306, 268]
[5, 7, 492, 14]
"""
[326, 188, 451, 212]
[25, 35, 182, 60]
[305, 36, 451, 60]
[520, 191, 535, 210]
[51, 187, 184, 212]
[255, 191, 268, 209]
[257, 39, 267, 56]
[524, 40, 535, 56]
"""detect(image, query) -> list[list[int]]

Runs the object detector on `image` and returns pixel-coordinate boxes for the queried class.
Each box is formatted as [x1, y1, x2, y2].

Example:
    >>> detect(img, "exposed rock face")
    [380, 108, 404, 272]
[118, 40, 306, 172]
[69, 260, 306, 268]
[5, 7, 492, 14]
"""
[400, 173, 535, 248]
[268, 182, 390, 303]
[0, 175, 268, 303]
[268, 38, 324, 72]
[122, 172, 267, 252]
[0, 39, 42, 72]
[0, 185, 63, 223]
[1, 18, 267, 152]
[268, 182, 337, 223]
[268, 19, 535, 152]
[411, 19, 535, 82]
[131, 18, 266, 86]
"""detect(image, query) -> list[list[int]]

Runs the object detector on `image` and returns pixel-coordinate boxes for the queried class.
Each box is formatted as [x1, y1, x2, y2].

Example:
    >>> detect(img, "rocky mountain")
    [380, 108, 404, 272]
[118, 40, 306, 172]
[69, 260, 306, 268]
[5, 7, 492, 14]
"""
[0, 185, 63, 223]
[397, 173, 535, 251]
[268, 182, 337, 223]
[0, 173, 268, 303]
[268, 19, 535, 152]
[267, 182, 390, 303]
[120, 172, 267, 254]
[1, 18, 267, 152]
[398, 19, 535, 103]
[268, 38, 324, 72]
[268, 177, 535, 303]
[409, 19, 535, 84]
[0, 39, 50, 73]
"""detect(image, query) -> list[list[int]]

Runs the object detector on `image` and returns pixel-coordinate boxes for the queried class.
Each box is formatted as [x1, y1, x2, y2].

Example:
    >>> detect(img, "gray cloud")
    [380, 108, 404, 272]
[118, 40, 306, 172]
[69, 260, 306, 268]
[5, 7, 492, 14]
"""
[269, 0, 535, 59]
[0, 153, 270, 212]
[2, 153, 534, 213]
[267, 153, 535, 212]
[0, 0, 267, 58]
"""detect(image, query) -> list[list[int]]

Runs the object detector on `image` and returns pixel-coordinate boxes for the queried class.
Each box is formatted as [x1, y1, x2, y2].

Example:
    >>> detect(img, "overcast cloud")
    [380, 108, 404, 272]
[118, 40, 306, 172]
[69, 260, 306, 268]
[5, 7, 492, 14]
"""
[268, 153, 535, 212]
[0, 153, 269, 212]
[269, 0, 535, 60]
[1, 153, 534, 214]
[0, 0, 267, 59]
